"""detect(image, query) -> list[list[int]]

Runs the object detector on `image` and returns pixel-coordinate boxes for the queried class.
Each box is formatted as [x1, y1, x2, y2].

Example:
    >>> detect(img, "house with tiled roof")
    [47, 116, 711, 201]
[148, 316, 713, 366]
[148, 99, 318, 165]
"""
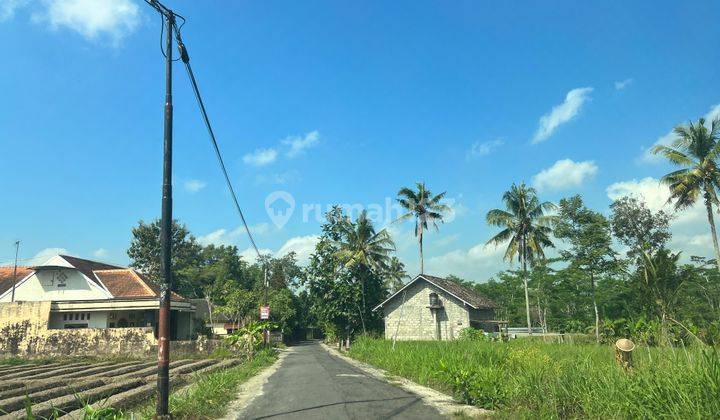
[0, 255, 195, 339]
[373, 274, 505, 341]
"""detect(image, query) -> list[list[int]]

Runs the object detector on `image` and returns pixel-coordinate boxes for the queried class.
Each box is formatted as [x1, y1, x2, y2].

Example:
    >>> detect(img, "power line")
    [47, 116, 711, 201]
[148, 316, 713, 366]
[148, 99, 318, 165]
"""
[171, 24, 263, 260]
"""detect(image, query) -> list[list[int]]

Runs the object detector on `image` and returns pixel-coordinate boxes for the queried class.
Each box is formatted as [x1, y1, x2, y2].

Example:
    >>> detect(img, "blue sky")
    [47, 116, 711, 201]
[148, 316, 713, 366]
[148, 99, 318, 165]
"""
[1, 0, 719, 281]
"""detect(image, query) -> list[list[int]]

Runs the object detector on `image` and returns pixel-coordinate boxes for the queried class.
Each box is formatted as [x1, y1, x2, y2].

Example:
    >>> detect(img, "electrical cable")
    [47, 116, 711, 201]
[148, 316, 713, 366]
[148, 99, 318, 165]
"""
[170, 23, 263, 260]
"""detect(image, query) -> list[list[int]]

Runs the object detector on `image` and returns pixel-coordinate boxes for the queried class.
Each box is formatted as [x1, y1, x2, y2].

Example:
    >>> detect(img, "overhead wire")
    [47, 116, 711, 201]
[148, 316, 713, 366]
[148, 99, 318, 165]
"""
[170, 21, 263, 261]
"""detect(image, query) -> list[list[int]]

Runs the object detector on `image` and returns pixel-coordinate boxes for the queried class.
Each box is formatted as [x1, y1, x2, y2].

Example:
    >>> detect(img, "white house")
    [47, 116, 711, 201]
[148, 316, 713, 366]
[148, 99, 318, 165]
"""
[0, 255, 196, 339]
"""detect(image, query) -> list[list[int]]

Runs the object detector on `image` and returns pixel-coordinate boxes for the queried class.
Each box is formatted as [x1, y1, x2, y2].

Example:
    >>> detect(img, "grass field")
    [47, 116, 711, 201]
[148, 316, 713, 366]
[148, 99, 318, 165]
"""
[347, 337, 720, 418]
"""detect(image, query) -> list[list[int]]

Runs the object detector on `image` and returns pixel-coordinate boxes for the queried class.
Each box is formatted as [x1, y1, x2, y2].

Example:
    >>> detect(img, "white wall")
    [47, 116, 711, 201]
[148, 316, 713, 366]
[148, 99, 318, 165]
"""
[49, 311, 108, 329]
[1, 269, 110, 302]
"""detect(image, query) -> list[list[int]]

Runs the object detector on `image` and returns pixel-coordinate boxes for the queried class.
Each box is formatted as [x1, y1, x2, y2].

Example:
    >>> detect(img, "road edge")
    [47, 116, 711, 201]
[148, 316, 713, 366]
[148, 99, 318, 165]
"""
[219, 347, 292, 420]
[320, 342, 491, 418]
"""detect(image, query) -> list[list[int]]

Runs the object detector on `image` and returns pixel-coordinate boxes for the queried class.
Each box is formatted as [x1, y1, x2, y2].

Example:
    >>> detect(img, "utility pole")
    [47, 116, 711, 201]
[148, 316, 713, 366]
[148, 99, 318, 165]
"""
[158, 9, 174, 419]
[10, 241, 20, 302]
[144, 1, 176, 417]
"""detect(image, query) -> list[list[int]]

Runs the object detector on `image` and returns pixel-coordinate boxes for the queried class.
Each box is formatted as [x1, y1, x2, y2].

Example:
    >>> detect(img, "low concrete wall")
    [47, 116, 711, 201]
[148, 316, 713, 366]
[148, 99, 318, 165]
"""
[0, 302, 222, 358]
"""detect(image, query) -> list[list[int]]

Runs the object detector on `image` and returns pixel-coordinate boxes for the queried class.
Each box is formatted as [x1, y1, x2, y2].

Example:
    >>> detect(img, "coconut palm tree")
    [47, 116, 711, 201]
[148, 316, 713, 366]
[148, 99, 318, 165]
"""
[335, 210, 395, 272]
[335, 210, 395, 332]
[486, 183, 556, 335]
[652, 117, 720, 272]
[383, 257, 408, 293]
[395, 182, 449, 274]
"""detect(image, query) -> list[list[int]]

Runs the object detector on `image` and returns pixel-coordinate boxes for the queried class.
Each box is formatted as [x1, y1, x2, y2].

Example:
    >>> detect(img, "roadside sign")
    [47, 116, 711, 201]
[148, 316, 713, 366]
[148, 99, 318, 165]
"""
[260, 305, 270, 320]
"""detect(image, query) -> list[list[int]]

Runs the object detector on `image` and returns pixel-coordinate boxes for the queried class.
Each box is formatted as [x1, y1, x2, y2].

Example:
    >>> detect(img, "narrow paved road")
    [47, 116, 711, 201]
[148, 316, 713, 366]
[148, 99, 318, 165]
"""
[237, 341, 444, 419]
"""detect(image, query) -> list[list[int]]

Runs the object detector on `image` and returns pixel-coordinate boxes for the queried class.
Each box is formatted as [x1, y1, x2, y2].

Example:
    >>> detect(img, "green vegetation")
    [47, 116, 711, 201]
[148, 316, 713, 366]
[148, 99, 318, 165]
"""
[129, 349, 277, 419]
[348, 337, 720, 418]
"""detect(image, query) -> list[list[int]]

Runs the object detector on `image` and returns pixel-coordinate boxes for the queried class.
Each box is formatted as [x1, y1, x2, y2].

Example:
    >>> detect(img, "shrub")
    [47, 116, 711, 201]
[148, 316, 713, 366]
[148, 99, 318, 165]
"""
[457, 327, 487, 341]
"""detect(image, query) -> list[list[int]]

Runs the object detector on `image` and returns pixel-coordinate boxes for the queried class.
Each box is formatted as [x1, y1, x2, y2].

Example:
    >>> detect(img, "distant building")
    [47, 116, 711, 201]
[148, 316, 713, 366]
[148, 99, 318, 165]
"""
[374, 274, 503, 340]
[0, 255, 195, 339]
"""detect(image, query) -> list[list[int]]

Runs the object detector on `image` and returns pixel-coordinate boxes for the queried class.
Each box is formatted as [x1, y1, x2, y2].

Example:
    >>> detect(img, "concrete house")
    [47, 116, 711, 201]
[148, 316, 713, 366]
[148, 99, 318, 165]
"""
[0, 255, 195, 339]
[374, 274, 501, 341]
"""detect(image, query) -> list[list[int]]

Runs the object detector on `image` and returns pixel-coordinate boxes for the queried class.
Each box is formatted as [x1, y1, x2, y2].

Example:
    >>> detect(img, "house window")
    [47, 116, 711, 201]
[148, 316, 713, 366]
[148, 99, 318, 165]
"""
[63, 314, 67, 321]
[81, 313, 85, 320]
[87, 313, 91, 320]
[75, 313, 80, 321]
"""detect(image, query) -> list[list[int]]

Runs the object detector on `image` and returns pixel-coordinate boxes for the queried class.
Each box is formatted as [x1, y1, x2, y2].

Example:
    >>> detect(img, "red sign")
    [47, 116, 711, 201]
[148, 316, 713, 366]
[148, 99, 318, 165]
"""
[260, 306, 270, 320]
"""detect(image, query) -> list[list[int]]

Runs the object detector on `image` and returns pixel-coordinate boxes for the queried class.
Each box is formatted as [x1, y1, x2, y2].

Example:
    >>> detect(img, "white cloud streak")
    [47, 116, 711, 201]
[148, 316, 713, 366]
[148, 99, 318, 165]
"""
[614, 78, 633, 90]
[282, 130, 319, 158]
[183, 179, 206, 193]
[533, 87, 593, 143]
[532, 159, 598, 191]
[243, 148, 278, 167]
[467, 139, 504, 159]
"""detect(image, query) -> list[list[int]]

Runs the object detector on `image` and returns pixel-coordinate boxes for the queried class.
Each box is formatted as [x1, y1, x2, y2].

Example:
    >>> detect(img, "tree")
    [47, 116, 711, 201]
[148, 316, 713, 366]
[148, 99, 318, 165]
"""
[383, 257, 409, 293]
[486, 183, 556, 335]
[610, 196, 672, 260]
[555, 195, 619, 342]
[395, 182, 449, 274]
[127, 219, 203, 297]
[334, 210, 394, 333]
[652, 117, 720, 271]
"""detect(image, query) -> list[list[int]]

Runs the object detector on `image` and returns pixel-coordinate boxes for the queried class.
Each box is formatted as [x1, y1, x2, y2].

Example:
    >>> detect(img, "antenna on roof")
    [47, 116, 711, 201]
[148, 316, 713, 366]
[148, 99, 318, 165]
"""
[10, 241, 20, 302]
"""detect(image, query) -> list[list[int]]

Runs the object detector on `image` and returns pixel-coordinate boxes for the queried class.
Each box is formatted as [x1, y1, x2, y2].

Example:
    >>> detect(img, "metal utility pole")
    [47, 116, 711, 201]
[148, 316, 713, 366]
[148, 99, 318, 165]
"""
[144, 0, 176, 417]
[10, 241, 20, 302]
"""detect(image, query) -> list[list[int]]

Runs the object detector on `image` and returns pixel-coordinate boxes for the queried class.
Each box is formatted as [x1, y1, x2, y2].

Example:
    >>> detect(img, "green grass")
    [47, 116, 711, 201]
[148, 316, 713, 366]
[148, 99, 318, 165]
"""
[347, 337, 720, 418]
[127, 349, 278, 419]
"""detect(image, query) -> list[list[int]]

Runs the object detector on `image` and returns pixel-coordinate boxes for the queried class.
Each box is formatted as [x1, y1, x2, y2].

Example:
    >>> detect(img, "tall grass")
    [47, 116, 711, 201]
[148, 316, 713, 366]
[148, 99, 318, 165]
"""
[348, 337, 720, 418]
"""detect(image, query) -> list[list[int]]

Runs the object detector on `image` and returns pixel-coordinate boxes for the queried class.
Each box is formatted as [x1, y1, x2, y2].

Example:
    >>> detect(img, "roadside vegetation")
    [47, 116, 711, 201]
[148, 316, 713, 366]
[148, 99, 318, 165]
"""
[129, 349, 277, 419]
[348, 337, 720, 418]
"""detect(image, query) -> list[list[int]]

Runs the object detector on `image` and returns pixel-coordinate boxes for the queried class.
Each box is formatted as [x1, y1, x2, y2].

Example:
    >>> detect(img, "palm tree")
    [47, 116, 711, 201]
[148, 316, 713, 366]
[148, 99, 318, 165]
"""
[652, 117, 720, 272]
[395, 182, 449, 274]
[335, 210, 395, 332]
[383, 257, 408, 293]
[486, 183, 556, 335]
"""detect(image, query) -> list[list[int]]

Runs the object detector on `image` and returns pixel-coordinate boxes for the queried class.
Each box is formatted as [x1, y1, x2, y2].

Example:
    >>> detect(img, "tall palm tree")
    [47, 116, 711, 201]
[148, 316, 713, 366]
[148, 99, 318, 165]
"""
[335, 210, 395, 272]
[652, 117, 720, 272]
[395, 182, 449, 274]
[335, 210, 395, 332]
[486, 183, 556, 335]
[383, 257, 408, 293]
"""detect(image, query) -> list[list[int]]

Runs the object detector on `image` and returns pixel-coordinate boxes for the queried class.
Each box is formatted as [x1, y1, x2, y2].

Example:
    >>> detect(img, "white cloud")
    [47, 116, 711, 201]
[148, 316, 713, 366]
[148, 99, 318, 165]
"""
[238, 247, 274, 263]
[532, 159, 598, 191]
[27, 247, 69, 265]
[282, 131, 319, 158]
[243, 148, 278, 167]
[606, 177, 705, 226]
[32, 0, 140, 45]
[197, 223, 271, 247]
[92, 248, 107, 258]
[467, 139, 504, 158]
[276, 235, 320, 264]
[639, 103, 720, 164]
[423, 242, 507, 280]
[533, 87, 593, 143]
[183, 179, 206, 193]
[614, 78, 633, 90]
[1, 0, 29, 20]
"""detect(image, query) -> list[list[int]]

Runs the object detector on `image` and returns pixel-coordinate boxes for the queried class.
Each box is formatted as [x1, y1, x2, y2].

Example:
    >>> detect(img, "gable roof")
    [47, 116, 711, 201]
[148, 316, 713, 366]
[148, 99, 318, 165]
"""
[373, 274, 498, 311]
[2, 254, 188, 302]
[0, 266, 34, 296]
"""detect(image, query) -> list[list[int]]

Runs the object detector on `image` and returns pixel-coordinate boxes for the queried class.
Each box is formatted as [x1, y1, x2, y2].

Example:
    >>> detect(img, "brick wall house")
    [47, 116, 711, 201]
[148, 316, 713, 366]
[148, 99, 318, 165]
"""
[374, 274, 501, 341]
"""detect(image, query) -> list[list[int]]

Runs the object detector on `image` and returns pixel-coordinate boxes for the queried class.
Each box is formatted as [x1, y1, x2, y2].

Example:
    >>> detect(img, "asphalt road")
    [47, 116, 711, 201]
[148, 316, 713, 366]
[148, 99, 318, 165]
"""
[237, 341, 444, 419]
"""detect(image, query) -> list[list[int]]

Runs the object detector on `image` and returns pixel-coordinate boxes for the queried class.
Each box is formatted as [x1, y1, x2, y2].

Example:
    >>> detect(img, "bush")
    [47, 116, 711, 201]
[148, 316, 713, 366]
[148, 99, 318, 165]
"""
[457, 327, 487, 341]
